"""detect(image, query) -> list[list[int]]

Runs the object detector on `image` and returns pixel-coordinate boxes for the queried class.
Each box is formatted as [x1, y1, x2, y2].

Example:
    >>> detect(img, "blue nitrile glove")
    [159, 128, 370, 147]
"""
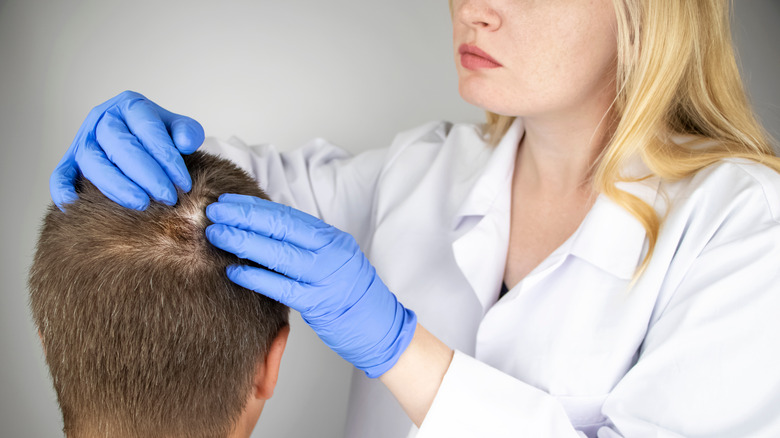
[205, 194, 417, 378]
[50, 90, 205, 211]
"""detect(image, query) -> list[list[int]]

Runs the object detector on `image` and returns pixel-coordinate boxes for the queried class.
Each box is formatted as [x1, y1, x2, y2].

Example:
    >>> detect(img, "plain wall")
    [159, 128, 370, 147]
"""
[1, 1, 777, 437]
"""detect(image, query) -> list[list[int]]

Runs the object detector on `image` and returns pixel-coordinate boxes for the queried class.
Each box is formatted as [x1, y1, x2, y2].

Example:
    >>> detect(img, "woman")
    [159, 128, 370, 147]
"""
[50, 0, 780, 436]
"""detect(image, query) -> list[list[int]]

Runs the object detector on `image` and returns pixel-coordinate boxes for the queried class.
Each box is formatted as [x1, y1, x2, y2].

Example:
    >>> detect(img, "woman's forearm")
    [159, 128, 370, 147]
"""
[380, 323, 455, 427]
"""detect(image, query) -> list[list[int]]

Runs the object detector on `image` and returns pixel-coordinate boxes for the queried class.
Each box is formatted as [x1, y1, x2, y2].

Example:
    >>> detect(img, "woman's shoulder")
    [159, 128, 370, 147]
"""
[653, 158, 780, 269]
[384, 121, 487, 161]
[370, 120, 499, 220]
[666, 158, 780, 224]
[388, 120, 454, 149]
[378, 120, 492, 180]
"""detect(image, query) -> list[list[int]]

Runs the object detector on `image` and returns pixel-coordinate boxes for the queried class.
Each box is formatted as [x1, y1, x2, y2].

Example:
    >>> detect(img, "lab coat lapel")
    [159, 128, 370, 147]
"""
[565, 157, 661, 280]
[567, 195, 649, 280]
[451, 120, 524, 312]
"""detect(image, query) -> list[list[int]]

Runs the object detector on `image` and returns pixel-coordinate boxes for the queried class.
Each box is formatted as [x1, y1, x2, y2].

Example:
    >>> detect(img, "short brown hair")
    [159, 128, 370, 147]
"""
[29, 151, 289, 438]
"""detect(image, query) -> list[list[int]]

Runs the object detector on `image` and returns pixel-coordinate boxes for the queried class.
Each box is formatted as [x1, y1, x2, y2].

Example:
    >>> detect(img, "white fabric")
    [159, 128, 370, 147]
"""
[202, 119, 780, 438]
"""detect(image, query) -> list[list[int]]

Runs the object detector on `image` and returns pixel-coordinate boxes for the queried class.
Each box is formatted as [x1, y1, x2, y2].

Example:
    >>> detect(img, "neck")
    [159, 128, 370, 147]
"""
[66, 422, 252, 438]
[515, 88, 618, 196]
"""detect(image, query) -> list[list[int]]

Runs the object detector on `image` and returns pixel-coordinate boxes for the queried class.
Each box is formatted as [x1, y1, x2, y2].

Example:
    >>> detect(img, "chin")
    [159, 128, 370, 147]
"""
[459, 92, 519, 118]
[458, 79, 522, 117]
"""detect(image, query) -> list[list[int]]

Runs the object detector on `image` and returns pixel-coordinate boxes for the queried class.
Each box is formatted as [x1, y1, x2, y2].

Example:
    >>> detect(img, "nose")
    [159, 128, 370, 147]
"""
[456, 0, 502, 32]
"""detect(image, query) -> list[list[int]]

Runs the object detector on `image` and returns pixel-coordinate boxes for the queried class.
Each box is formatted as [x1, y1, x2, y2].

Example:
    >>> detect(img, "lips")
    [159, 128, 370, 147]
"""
[458, 44, 502, 70]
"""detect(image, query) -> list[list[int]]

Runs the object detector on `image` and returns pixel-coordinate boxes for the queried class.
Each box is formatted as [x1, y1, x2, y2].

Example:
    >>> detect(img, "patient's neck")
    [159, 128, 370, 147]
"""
[67, 425, 251, 438]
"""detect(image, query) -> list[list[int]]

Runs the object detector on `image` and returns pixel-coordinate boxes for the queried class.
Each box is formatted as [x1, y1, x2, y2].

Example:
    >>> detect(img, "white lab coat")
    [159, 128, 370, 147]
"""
[203, 119, 780, 437]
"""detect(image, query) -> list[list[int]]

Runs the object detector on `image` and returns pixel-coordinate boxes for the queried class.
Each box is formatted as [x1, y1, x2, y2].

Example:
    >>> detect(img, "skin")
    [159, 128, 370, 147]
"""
[381, 0, 620, 425]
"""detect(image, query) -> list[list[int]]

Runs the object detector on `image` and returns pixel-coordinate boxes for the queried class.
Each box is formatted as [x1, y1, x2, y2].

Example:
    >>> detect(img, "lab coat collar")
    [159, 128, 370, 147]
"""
[567, 159, 660, 280]
[450, 118, 524, 228]
[450, 119, 660, 310]
[566, 195, 648, 280]
[450, 119, 523, 311]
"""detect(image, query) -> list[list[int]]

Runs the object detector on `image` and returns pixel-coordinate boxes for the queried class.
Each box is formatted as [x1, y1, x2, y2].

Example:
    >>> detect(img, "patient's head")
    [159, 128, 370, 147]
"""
[29, 151, 289, 438]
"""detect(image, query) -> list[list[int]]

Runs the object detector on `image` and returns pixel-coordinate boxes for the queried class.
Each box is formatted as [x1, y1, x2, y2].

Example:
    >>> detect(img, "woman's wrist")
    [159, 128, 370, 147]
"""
[380, 323, 454, 427]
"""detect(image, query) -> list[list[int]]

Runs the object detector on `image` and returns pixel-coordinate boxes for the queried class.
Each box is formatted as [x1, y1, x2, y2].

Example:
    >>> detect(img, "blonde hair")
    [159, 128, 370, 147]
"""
[482, 0, 780, 276]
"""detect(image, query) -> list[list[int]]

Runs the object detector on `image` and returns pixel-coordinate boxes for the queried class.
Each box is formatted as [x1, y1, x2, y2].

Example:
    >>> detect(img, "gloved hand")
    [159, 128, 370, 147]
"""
[205, 194, 417, 378]
[50, 90, 205, 211]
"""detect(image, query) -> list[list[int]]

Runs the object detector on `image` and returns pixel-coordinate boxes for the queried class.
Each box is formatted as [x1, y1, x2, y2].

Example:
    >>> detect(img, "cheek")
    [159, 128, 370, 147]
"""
[559, 12, 619, 96]
[520, 8, 616, 88]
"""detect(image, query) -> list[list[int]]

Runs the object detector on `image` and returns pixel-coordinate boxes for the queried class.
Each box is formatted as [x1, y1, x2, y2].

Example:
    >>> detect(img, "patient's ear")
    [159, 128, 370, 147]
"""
[253, 324, 290, 400]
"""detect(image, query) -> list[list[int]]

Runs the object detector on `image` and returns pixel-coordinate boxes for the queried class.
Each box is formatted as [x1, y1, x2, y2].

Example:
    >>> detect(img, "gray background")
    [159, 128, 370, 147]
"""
[1, 1, 777, 437]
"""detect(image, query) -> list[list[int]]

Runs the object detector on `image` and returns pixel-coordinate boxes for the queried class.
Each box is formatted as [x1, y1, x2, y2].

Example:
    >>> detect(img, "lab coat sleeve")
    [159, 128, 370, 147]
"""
[413, 351, 586, 438]
[201, 135, 388, 245]
[416, 162, 780, 438]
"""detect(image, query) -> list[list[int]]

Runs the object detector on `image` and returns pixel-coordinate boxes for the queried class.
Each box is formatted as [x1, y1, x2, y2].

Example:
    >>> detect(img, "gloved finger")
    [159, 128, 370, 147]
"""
[207, 197, 333, 250]
[216, 194, 323, 227]
[49, 92, 135, 210]
[206, 224, 321, 282]
[115, 98, 193, 192]
[96, 110, 178, 205]
[106, 90, 202, 156]
[226, 265, 309, 312]
[214, 193, 268, 207]
[50, 151, 80, 211]
[76, 136, 151, 210]
[154, 103, 205, 155]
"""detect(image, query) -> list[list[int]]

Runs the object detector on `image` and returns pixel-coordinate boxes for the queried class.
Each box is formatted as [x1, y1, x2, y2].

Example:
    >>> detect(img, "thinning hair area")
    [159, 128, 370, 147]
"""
[29, 151, 289, 438]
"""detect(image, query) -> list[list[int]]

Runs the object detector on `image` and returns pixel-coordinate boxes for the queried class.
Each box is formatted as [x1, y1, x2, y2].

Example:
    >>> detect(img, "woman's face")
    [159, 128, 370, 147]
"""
[452, 0, 619, 119]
